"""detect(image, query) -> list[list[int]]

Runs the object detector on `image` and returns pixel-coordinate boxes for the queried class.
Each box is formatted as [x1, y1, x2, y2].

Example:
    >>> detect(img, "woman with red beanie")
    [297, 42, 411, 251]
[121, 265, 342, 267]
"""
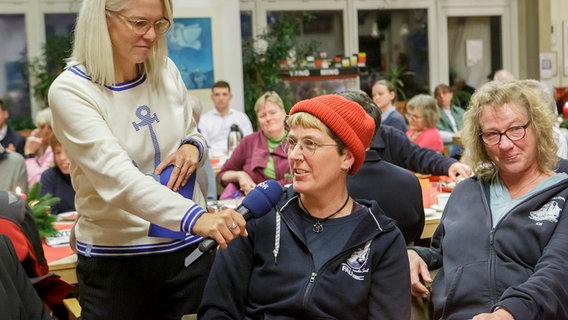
[199, 94, 411, 319]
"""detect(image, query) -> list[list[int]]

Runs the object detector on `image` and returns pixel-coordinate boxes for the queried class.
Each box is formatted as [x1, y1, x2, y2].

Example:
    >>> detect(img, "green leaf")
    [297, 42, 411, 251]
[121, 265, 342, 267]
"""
[26, 182, 61, 238]
[242, 12, 321, 129]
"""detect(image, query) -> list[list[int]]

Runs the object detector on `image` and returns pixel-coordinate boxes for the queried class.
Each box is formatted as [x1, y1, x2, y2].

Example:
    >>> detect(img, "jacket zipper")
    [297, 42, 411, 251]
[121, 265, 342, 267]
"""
[302, 272, 317, 306]
[488, 229, 497, 305]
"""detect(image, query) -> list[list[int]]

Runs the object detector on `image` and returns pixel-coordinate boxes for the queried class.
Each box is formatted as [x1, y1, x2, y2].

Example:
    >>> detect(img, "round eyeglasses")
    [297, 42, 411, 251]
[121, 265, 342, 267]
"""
[282, 138, 337, 157]
[478, 121, 530, 145]
[113, 12, 171, 35]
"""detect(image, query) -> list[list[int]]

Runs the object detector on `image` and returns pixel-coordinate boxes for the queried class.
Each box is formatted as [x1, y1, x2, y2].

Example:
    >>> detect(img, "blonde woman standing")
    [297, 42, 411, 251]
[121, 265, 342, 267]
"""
[49, 0, 246, 318]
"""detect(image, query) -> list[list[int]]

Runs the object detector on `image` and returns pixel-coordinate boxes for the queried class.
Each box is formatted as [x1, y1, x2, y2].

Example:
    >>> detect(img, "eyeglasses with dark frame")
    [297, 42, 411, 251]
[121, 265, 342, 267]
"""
[282, 137, 337, 157]
[478, 121, 531, 145]
[112, 12, 171, 35]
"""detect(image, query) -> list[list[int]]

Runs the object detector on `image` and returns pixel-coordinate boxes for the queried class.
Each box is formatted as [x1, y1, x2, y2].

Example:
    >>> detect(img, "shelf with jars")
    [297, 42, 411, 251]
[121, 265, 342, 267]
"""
[279, 53, 367, 102]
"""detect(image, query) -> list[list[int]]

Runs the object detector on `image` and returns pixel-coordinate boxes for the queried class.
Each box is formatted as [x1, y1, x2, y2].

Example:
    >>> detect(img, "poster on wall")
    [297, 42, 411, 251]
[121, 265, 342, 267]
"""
[166, 17, 214, 89]
[539, 52, 554, 79]
[466, 40, 483, 67]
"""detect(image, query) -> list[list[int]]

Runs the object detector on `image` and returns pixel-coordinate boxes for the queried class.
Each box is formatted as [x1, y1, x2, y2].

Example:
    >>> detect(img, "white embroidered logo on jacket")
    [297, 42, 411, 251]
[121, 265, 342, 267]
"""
[528, 197, 563, 224]
[341, 240, 371, 281]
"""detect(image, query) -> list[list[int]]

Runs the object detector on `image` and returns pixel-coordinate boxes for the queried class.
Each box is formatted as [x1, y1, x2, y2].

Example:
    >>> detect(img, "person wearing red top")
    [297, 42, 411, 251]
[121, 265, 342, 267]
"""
[406, 94, 444, 153]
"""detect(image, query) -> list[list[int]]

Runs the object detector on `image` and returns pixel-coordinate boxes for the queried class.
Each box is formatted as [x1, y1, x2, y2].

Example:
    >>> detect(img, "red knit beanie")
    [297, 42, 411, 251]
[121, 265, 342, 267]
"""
[289, 94, 375, 174]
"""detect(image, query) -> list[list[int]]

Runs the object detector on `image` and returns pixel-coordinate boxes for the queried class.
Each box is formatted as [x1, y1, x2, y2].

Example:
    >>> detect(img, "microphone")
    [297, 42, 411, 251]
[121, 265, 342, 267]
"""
[184, 179, 282, 267]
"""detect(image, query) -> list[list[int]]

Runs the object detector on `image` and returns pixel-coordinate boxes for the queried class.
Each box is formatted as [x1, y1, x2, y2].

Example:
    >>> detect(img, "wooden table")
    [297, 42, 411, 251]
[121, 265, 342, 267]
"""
[421, 211, 442, 239]
[417, 174, 450, 239]
[44, 221, 78, 284]
[48, 252, 78, 284]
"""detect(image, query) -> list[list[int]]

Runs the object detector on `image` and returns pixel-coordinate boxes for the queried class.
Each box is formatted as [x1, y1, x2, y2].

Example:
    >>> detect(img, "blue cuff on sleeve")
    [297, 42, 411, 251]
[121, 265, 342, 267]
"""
[181, 138, 204, 161]
[181, 204, 207, 234]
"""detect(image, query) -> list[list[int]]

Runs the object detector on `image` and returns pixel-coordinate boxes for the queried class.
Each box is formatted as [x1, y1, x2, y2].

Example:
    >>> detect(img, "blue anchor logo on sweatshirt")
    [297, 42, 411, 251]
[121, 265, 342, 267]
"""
[132, 105, 161, 167]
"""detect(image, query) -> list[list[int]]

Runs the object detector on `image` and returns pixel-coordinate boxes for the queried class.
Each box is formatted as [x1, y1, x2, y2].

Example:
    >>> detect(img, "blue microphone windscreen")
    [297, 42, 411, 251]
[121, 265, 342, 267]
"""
[158, 164, 195, 199]
[241, 179, 282, 218]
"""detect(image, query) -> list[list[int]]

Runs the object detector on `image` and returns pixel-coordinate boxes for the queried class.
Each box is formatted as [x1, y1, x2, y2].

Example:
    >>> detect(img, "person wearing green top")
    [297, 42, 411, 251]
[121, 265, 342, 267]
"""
[435, 84, 465, 157]
[218, 91, 292, 199]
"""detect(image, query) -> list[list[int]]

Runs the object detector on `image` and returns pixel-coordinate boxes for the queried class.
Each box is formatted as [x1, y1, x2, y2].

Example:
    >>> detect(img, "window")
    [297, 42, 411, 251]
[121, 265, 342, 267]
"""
[240, 10, 253, 43]
[267, 10, 344, 61]
[358, 9, 430, 99]
[44, 13, 75, 38]
[0, 15, 29, 122]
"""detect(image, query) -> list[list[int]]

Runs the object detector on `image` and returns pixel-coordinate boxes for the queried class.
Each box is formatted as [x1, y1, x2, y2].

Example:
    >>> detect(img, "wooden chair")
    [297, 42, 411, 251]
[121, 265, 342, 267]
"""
[63, 298, 81, 320]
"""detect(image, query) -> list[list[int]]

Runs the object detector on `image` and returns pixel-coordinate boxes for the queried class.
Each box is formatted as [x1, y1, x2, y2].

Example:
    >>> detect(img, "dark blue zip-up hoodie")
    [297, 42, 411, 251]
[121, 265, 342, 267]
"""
[412, 176, 568, 320]
[199, 187, 411, 319]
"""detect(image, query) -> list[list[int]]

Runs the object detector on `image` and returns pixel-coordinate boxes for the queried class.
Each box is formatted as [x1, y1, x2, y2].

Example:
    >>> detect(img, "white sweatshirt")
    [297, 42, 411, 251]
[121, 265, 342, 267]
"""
[48, 59, 208, 257]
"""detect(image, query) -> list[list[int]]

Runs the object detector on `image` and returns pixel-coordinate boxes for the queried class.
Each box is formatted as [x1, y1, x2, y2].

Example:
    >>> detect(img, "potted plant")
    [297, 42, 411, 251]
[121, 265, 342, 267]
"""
[242, 12, 320, 129]
[384, 65, 414, 115]
[27, 34, 73, 108]
[385, 65, 415, 101]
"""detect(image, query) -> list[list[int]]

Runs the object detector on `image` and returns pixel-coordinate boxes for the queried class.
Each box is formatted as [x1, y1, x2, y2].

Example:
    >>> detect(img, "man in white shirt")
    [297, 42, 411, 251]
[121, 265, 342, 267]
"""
[198, 81, 253, 155]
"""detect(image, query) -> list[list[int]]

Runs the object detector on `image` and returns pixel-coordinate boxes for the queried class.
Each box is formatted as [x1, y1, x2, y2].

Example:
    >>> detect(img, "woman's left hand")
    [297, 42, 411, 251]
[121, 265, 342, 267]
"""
[155, 143, 199, 192]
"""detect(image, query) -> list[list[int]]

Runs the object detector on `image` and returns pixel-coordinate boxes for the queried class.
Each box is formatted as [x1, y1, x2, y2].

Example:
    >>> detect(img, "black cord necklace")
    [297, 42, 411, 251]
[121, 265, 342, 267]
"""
[299, 194, 350, 233]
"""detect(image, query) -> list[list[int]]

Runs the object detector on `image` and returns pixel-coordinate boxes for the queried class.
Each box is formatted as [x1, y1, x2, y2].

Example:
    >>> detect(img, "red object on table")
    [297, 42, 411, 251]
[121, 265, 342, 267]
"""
[419, 176, 451, 208]
[43, 221, 74, 263]
[43, 240, 74, 263]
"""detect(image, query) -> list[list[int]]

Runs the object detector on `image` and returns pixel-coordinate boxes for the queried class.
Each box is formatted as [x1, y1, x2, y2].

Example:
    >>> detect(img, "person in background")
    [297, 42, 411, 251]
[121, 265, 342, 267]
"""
[406, 94, 444, 153]
[408, 80, 568, 319]
[450, 77, 475, 109]
[0, 100, 26, 156]
[493, 69, 515, 81]
[199, 94, 410, 319]
[330, 86, 471, 181]
[0, 144, 28, 193]
[189, 94, 217, 200]
[24, 108, 54, 188]
[372, 123, 471, 182]
[0, 190, 73, 317]
[218, 91, 291, 199]
[39, 134, 75, 214]
[434, 84, 465, 158]
[341, 90, 424, 245]
[48, 0, 247, 318]
[303, 86, 327, 100]
[0, 234, 50, 320]
[522, 79, 568, 159]
[198, 80, 253, 155]
[372, 80, 407, 133]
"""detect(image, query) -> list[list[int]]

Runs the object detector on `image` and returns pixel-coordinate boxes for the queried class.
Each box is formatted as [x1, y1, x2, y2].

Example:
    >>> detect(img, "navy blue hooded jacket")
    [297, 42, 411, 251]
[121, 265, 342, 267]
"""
[199, 187, 411, 319]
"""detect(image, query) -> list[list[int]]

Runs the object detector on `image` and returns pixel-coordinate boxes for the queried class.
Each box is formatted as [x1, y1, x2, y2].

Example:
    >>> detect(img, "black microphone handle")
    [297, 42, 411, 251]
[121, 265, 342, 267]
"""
[198, 205, 250, 253]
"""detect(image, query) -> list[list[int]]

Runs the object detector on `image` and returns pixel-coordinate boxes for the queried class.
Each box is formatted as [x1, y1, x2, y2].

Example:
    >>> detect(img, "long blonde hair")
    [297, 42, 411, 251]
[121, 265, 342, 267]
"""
[461, 80, 558, 180]
[68, 0, 172, 86]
